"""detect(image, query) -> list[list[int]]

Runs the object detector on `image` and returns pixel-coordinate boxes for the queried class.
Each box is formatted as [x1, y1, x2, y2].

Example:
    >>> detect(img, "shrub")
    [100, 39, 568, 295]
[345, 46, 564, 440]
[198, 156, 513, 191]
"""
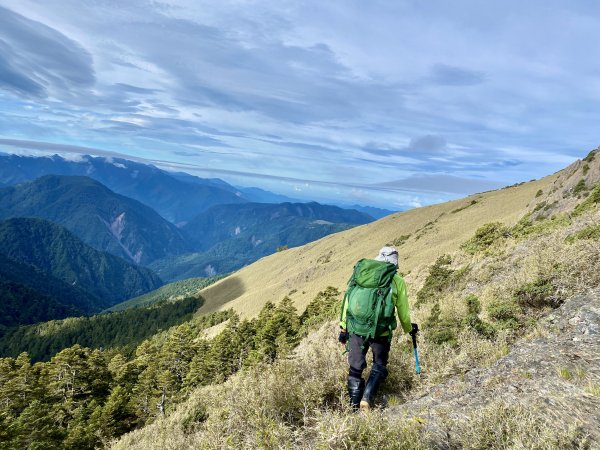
[535, 189, 543, 198]
[487, 300, 521, 329]
[511, 213, 570, 238]
[582, 163, 590, 176]
[565, 225, 600, 243]
[415, 255, 466, 307]
[463, 295, 495, 339]
[465, 294, 481, 315]
[514, 278, 558, 308]
[573, 182, 600, 216]
[451, 199, 478, 214]
[573, 179, 587, 196]
[461, 222, 509, 254]
[583, 149, 596, 163]
[423, 303, 460, 346]
[391, 234, 411, 247]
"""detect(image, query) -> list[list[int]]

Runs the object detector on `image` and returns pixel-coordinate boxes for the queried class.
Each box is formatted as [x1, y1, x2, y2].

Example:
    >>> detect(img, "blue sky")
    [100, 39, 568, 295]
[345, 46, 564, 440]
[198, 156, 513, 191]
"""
[0, 1, 599, 209]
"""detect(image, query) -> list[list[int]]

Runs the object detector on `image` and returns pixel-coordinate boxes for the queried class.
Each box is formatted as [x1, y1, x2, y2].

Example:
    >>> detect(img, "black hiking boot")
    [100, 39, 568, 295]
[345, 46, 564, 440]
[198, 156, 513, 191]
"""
[360, 363, 388, 411]
[347, 376, 365, 410]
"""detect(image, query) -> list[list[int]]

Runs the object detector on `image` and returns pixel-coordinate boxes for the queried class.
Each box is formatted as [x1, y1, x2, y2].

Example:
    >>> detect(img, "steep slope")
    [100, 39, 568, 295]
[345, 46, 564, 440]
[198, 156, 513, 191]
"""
[0, 253, 96, 327]
[0, 153, 247, 223]
[386, 289, 600, 447]
[0, 175, 190, 264]
[196, 174, 557, 318]
[0, 218, 162, 306]
[149, 202, 373, 281]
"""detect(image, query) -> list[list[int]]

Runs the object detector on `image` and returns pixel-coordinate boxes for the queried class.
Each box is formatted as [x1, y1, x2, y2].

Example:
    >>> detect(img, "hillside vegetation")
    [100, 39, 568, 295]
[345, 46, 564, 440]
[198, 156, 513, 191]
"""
[0, 253, 92, 327]
[0, 296, 207, 362]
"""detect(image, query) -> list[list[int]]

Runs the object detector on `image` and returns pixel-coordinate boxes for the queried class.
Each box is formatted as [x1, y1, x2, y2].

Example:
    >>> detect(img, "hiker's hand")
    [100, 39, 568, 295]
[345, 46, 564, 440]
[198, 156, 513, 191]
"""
[409, 323, 419, 336]
[338, 329, 349, 345]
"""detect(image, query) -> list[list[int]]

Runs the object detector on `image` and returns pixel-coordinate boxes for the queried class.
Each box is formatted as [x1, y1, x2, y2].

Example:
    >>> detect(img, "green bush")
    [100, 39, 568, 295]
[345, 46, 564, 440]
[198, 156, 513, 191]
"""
[451, 199, 478, 214]
[415, 255, 467, 307]
[511, 213, 570, 238]
[423, 303, 459, 346]
[461, 222, 509, 255]
[582, 163, 590, 176]
[573, 182, 600, 216]
[514, 279, 557, 308]
[391, 234, 411, 246]
[565, 225, 600, 243]
[583, 149, 596, 163]
[465, 294, 481, 315]
[487, 300, 521, 329]
[573, 179, 587, 196]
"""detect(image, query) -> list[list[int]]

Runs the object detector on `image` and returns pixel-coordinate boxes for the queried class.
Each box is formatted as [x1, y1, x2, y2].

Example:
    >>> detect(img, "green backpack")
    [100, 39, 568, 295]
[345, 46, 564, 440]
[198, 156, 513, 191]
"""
[341, 259, 398, 340]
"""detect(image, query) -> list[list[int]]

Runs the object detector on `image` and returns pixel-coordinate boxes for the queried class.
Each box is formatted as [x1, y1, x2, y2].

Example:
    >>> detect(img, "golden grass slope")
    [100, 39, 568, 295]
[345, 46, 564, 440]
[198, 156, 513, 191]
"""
[197, 174, 558, 320]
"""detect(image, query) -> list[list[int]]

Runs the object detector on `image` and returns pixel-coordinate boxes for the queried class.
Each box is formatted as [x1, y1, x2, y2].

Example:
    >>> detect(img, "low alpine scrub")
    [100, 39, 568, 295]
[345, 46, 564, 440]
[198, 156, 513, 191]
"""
[461, 222, 509, 254]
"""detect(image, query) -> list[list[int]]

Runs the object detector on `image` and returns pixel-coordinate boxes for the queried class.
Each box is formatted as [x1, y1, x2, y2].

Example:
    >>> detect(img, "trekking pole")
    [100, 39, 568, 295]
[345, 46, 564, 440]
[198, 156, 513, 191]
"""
[409, 323, 421, 375]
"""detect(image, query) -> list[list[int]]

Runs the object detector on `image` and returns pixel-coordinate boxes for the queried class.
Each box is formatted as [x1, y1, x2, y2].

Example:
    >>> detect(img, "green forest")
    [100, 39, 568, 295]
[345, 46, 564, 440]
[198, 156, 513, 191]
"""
[0, 297, 215, 362]
[0, 288, 340, 449]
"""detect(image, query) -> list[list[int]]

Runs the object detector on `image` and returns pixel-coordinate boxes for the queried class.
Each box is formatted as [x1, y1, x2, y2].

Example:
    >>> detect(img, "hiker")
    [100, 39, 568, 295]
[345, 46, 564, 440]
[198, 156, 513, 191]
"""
[338, 246, 416, 410]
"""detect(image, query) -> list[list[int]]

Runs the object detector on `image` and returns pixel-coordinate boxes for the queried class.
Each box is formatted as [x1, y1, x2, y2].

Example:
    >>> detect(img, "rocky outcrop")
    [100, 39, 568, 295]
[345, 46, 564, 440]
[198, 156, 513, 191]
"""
[388, 289, 600, 447]
[531, 146, 599, 219]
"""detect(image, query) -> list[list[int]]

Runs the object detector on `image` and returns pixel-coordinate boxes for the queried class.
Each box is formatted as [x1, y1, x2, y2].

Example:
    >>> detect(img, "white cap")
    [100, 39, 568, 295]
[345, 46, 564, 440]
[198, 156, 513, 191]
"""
[375, 246, 398, 267]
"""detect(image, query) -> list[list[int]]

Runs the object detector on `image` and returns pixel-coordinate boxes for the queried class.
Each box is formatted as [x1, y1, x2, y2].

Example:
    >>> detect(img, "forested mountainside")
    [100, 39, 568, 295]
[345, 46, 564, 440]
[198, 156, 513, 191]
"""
[0, 153, 247, 223]
[183, 201, 372, 251]
[0, 175, 191, 264]
[0, 218, 162, 307]
[0, 253, 94, 327]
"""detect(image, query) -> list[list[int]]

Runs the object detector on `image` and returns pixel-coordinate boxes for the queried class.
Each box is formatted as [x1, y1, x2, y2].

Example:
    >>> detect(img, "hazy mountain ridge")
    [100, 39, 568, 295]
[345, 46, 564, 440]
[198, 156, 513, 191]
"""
[0, 175, 191, 264]
[0, 218, 162, 307]
[150, 202, 373, 281]
[183, 201, 372, 250]
[0, 153, 247, 223]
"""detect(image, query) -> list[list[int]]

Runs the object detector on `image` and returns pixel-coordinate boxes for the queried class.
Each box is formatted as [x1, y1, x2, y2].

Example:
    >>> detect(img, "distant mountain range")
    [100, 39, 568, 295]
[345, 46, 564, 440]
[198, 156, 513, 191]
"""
[151, 202, 372, 281]
[0, 153, 396, 221]
[0, 175, 191, 264]
[183, 201, 372, 250]
[0, 153, 246, 224]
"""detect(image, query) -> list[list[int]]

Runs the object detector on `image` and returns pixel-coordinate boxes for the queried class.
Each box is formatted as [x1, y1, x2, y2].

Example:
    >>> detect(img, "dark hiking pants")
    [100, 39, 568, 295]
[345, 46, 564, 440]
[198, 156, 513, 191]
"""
[347, 334, 391, 379]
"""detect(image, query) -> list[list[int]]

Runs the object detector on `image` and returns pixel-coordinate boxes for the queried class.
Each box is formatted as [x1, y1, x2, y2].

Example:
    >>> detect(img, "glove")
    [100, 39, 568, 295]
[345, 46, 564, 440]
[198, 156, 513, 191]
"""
[409, 323, 419, 336]
[338, 329, 349, 345]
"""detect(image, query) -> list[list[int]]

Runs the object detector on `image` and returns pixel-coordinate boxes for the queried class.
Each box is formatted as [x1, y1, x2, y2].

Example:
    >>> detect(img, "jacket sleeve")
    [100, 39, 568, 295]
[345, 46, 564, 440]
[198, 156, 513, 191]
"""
[393, 275, 412, 333]
[339, 292, 349, 329]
